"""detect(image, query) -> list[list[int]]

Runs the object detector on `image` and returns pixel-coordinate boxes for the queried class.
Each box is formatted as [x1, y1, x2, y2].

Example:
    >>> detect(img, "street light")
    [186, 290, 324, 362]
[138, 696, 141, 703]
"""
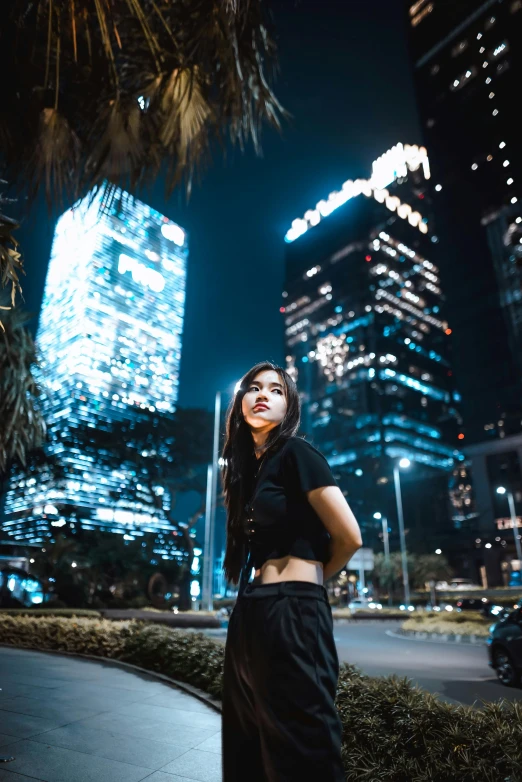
[374, 511, 392, 606]
[393, 457, 411, 608]
[202, 382, 241, 611]
[496, 486, 522, 568]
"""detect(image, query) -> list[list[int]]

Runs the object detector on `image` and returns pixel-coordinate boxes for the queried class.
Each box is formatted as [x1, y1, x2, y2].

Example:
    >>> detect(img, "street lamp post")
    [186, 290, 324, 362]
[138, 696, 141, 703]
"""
[202, 390, 222, 611]
[496, 486, 522, 568]
[374, 511, 392, 606]
[393, 458, 411, 608]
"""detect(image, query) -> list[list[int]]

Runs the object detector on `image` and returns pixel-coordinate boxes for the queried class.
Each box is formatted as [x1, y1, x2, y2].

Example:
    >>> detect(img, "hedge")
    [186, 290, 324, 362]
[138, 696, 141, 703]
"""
[402, 610, 493, 638]
[1, 615, 521, 781]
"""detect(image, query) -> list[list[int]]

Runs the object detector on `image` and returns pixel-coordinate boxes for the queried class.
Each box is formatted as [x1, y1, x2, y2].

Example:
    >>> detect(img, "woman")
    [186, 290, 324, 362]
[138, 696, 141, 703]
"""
[221, 361, 363, 782]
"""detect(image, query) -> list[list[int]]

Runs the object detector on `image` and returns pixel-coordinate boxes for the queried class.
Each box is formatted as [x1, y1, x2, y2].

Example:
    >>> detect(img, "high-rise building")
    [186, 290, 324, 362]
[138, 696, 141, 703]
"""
[405, 0, 522, 585]
[406, 0, 522, 443]
[3, 186, 189, 550]
[283, 143, 468, 560]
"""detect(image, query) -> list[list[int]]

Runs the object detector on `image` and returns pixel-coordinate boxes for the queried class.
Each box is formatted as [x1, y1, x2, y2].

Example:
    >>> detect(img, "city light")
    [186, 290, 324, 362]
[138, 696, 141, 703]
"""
[497, 486, 507, 494]
[285, 143, 430, 242]
[435, 549, 442, 554]
[399, 458, 411, 469]
[373, 512, 382, 519]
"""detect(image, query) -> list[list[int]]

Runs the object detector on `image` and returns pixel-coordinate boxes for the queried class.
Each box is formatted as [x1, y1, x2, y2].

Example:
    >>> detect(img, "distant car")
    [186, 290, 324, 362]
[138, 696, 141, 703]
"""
[348, 598, 372, 611]
[456, 597, 490, 616]
[436, 578, 482, 590]
[487, 606, 522, 687]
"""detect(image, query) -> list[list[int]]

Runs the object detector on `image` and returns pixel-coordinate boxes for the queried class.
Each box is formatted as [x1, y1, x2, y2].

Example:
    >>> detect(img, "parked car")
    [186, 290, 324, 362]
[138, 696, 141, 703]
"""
[487, 606, 522, 687]
[456, 597, 490, 616]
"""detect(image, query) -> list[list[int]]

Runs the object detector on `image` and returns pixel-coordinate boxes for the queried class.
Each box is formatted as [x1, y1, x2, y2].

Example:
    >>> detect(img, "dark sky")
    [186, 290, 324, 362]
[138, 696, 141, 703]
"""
[16, 0, 421, 412]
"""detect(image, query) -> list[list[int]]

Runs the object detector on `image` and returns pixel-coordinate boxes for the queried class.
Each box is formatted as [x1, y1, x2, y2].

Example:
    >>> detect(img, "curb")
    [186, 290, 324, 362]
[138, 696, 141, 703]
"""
[0, 643, 223, 714]
[387, 628, 487, 645]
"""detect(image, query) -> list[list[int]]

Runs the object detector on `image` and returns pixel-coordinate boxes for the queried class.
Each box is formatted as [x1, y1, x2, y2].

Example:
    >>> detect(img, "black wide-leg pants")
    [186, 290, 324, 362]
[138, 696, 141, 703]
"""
[221, 580, 344, 782]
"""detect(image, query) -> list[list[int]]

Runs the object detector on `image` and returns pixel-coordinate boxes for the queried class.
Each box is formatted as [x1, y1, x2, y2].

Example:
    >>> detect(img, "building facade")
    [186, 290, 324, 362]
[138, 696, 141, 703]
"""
[406, 0, 522, 583]
[283, 143, 469, 562]
[3, 186, 189, 556]
[406, 0, 522, 443]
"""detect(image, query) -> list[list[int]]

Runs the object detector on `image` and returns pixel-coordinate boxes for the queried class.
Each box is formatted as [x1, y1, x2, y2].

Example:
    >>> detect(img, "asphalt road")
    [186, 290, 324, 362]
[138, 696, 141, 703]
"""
[201, 619, 522, 709]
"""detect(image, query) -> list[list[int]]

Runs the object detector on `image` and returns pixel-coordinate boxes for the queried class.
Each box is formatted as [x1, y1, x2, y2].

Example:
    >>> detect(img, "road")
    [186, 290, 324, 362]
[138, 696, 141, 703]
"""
[201, 619, 522, 709]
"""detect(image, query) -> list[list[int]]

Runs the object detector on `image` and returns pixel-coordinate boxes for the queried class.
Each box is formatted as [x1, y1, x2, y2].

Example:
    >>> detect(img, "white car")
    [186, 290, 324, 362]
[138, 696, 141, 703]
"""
[348, 598, 382, 611]
[435, 578, 482, 590]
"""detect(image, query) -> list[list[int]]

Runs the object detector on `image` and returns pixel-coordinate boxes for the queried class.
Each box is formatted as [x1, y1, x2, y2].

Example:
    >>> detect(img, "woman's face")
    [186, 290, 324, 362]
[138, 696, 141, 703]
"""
[241, 369, 288, 432]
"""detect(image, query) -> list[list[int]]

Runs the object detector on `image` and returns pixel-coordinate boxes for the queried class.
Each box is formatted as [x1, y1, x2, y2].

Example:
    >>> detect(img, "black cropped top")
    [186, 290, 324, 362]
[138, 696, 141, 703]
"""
[241, 436, 338, 575]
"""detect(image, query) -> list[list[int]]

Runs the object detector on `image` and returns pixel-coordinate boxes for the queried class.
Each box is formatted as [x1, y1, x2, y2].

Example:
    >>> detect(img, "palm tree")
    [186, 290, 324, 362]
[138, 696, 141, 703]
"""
[0, 183, 24, 329]
[0, 291, 46, 474]
[1, 1, 284, 208]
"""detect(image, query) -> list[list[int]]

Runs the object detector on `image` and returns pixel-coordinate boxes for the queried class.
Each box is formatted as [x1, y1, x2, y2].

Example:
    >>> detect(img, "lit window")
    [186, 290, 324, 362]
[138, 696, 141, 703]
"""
[435, 184, 442, 192]
[483, 61, 488, 68]
[511, 197, 518, 204]
[507, 178, 514, 185]
[492, 109, 499, 116]
[489, 92, 495, 98]
[453, 79, 460, 87]
[504, 160, 510, 167]
[492, 42, 508, 57]
[477, 33, 483, 40]
[479, 47, 485, 53]
[411, 3, 434, 26]
[430, 63, 440, 75]
[516, 217, 522, 224]
[485, 16, 496, 29]
[487, 155, 493, 161]
[486, 77, 492, 84]
[499, 141, 506, 148]
[471, 163, 478, 170]
[451, 40, 468, 57]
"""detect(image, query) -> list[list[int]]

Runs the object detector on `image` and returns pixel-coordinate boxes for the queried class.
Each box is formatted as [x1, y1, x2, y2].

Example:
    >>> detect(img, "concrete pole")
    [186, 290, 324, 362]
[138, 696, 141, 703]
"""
[202, 463, 214, 611]
[507, 489, 522, 566]
[207, 391, 221, 610]
[393, 463, 411, 607]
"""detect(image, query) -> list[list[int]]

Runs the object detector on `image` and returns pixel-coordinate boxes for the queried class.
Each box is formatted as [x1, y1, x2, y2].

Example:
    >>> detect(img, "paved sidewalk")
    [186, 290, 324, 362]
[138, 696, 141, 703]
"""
[0, 647, 222, 782]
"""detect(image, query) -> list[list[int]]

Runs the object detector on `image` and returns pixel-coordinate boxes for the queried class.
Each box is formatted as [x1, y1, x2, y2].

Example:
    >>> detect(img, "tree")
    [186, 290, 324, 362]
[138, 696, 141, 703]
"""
[0, 290, 46, 474]
[0, 1, 284, 213]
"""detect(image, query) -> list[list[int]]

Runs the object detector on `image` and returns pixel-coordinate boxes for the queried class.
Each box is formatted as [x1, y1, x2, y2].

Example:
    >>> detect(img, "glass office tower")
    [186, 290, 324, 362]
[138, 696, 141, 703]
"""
[284, 143, 468, 556]
[406, 0, 522, 443]
[3, 186, 188, 548]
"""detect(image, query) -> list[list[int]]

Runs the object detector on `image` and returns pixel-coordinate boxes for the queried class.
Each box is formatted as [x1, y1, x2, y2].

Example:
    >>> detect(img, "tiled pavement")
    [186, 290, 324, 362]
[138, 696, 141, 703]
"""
[0, 646, 222, 782]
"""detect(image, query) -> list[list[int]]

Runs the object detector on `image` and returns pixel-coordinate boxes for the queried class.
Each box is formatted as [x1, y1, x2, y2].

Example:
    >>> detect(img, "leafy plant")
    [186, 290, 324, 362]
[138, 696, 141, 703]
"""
[0, 292, 46, 472]
[1, 1, 285, 206]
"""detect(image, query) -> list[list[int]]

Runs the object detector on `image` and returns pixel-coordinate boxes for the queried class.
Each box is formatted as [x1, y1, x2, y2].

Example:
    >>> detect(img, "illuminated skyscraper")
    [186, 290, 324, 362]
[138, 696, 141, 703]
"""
[283, 143, 468, 556]
[406, 0, 522, 443]
[3, 186, 188, 547]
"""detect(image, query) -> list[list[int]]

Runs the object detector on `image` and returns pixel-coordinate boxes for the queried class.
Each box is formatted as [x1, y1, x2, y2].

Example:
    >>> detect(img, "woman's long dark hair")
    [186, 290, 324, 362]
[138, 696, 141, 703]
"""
[221, 361, 301, 585]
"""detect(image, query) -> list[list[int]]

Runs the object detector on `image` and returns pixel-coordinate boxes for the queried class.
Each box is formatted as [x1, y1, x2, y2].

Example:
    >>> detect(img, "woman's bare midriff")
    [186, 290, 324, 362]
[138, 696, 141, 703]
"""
[252, 555, 324, 586]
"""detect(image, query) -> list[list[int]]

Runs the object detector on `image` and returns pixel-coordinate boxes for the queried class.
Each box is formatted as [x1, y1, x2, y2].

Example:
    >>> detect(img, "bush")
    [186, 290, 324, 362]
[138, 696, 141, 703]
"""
[402, 611, 492, 637]
[0, 608, 102, 618]
[1, 615, 522, 780]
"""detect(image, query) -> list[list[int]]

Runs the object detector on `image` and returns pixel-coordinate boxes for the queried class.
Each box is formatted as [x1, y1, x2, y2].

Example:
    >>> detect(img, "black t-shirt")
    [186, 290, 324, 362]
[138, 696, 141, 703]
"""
[242, 436, 338, 569]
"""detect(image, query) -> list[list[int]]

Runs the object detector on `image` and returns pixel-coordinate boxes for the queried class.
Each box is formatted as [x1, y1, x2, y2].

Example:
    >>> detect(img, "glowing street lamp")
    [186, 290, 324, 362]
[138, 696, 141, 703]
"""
[496, 486, 522, 567]
[393, 458, 411, 607]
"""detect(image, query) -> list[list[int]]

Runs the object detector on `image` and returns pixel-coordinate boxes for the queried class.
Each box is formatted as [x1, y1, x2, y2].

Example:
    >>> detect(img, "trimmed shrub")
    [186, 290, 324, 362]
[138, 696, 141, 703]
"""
[402, 610, 492, 637]
[0, 608, 102, 618]
[1, 615, 522, 780]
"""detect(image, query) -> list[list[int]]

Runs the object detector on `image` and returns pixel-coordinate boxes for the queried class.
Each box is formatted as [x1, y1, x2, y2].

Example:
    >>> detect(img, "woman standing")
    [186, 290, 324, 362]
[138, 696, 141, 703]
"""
[221, 361, 363, 781]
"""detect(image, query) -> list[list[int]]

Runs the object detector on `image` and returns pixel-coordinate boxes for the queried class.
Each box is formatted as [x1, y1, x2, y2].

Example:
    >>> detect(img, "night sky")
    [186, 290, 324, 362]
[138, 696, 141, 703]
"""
[15, 0, 421, 412]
